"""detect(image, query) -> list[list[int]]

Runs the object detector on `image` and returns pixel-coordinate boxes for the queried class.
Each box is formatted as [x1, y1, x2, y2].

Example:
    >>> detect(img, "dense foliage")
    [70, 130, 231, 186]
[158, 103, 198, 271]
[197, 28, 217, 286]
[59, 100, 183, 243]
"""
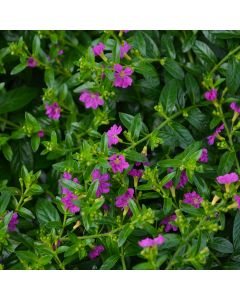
[1, 30, 240, 269]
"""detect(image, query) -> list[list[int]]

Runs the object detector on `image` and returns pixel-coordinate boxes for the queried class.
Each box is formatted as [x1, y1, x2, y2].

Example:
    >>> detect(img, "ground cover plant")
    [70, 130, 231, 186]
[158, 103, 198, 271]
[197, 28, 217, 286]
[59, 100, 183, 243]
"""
[1, 30, 240, 269]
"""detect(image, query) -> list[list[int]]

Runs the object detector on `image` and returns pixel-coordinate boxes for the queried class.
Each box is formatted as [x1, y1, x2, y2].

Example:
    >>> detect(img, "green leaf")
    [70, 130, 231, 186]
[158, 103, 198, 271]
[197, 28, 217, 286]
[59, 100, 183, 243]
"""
[185, 108, 208, 131]
[35, 199, 61, 226]
[0, 192, 11, 213]
[100, 255, 119, 270]
[161, 34, 176, 59]
[158, 159, 182, 168]
[100, 133, 108, 155]
[32, 35, 41, 55]
[193, 40, 217, 67]
[133, 262, 153, 270]
[163, 58, 184, 80]
[180, 203, 204, 216]
[118, 224, 134, 247]
[233, 210, 240, 252]
[10, 63, 27, 75]
[124, 150, 147, 162]
[185, 73, 200, 104]
[2, 143, 13, 161]
[217, 151, 235, 175]
[128, 199, 139, 216]
[170, 121, 194, 149]
[130, 114, 142, 141]
[0, 86, 39, 114]
[112, 41, 120, 63]
[11, 140, 33, 175]
[119, 112, 149, 135]
[226, 57, 240, 94]
[209, 237, 233, 254]
[193, 175, 210, 196]
[159, 79, 178, 114]
[87, 180, 99, 199]
[44, 69, 55, 88]
[163, 197, 172, 215]
[31, 134, 40, 152]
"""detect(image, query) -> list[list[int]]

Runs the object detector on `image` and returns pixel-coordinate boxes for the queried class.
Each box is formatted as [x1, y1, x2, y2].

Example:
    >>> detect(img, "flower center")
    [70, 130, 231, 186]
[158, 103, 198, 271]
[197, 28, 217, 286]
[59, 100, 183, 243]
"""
[114, 158, 120, 164]
[119, 70, 125, 78]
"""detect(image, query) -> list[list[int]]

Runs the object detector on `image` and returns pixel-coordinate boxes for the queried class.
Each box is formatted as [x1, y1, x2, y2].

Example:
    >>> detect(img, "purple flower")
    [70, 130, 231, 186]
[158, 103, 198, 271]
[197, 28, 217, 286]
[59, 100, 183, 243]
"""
[198, 148, 208, 163]
[79, 91, 104, 109]
[138, 234, 165, 248]
[27, 57, 38, 68]
[115, 188, 134, 208]
[234, 195, 240, 208]
[204, 89, 217, 101]
[8, 212, 19, 232]
[45, 102, 61, 120]
[102, 203, 110, 212]
[164, 168, 188, 190]
[216, 172, 239, 184]
[92, 169, 111, 197]
[183, 191, 203, 208]
[120, 41, 131, 58]
[92, 43, 105, 56]
[113, 64, 133, 88]
[128, 168, 143, 178]
[109, 154, 129, 173]
[63, 172, 72, 180]
[61, 188, 80, 213]
[230, 102, 240, 114]
[58, 49, 64, 55]
[37, 130, 44, 138]
[160, 214, 178, 233]
[207, 123, 224, 145]
[107, 124, 122, 148]
[88, 245, 105, 260]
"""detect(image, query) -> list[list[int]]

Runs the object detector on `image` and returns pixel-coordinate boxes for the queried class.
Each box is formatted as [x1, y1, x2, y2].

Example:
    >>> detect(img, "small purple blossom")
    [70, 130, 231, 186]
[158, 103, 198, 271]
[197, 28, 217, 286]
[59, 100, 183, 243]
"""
[107, 124, 122, 148]
[204, 89, 217, 101]
[88, 245, 105, 260]
[79, 91, 104, 109]
[45, 102, 61, 120]
[113, 64, 133, 88]
[164, 168, 188, 190]
[183, 191, 203, 208]
[109, 154, 129, 173]
[37, 130, 44, 138]
[128, 168, 143, 178]
[27, 57, 38, 68]
[138, 234, 165, 248]
[92, 42, 105, 56]
[8, 212, 19, 232]
[102, 203, 110, 212]
[58, 49, 64, 55]
[234, 195, 240, 208]
[160, 214, 178, 233]
[63, 172, 72, 180]
[61, 188, 80, 213]
[216, 172, 239, 184]
[92, 169, 111, 198]
[198, 148, 208, 163]
[120, 41, 131, 58]
[115, 188, 134, 208]
[207, 123, 224, 145]
[230, 102, 240, 114]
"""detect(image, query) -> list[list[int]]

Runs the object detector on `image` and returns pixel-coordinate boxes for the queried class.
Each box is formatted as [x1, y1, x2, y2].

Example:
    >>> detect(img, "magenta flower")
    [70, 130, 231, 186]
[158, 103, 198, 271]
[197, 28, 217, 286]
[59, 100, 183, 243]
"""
[102, 203, 110, 212]
[63, 172, 72, 180]
[204, 89, 217, 101]
[138, 234, 165, 248]
[61, 188, 80, 213]
[37, 130, 44, 138]
[92, 42, 105, 56]
[207, 123, 224, 145]
[58, 49, 64, 55]
[120, 41, 131, 58]
[128, 168, 143, 178]
[8, 212, 19, 232]
[198, 148, 208, 163]
[234, 195, 240, 208]
[109, 154, 129, 173]
[164, 168, 188, 189]
[230, 102, 240, 114]
[115, 188, 134, 208]
[160, 214, 178, 233]
[113, 64, 133, 88]
[216, 172, 239, 184]
[88, 245, 105, 260]
[45, 102, 61, 120]
[79, 91, 104, 109]
[92, 169, 111, 197]
[183, 191, 203, 208]
[27, 57, 38, 68]
[107, 124, 122, 147]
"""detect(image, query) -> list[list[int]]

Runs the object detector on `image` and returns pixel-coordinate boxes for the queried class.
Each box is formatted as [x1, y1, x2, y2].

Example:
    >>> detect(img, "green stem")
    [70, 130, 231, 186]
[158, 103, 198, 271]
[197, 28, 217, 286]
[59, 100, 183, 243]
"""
[120, 247, 127, 270]
[0, 117, 19, 129]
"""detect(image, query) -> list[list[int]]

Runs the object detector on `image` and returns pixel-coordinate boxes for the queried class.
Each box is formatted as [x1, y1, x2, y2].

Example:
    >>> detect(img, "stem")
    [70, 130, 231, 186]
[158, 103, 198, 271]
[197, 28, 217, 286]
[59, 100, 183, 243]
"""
[0, 117, 19, 129]
[120, 247, 127, 270]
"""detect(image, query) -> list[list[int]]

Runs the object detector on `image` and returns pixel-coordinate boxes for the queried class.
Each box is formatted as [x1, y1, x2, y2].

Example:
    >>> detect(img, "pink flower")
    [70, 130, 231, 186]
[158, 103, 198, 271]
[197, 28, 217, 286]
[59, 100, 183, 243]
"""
[207, 123, 224, 145]
[160, 214, 178, 233]
[120, 41, 131, 58]
[216, 172, 239, 184]
[79, 91, 104, 109]
[92, 42, 105, 56]
[204, 89, 217, 101]
[107, 124, 122, 147]
[37, 130, 44, 138]
[138, 234, 165, 248]
[115, 188, 134, 208]
[113, 64, 133, 88]
[198, 148, 208, 163]
[63, 172, 72, 180]
[58, 49, 64, 55]
[128, 168, 143, 178]
[183, 191, 203, 208]
[92, 169, 111, 197]
[61, 188, 80, 213]
[8, 212, 19, 232]
[164, 168, 188, 189]
[230, 102, 240, 114]
[109, 154, 129, 173]
[88, 245, 105, 260]
[234, 195, 240, 208]
[45, 102, 61, 120]
[27, 57, 38, 68]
